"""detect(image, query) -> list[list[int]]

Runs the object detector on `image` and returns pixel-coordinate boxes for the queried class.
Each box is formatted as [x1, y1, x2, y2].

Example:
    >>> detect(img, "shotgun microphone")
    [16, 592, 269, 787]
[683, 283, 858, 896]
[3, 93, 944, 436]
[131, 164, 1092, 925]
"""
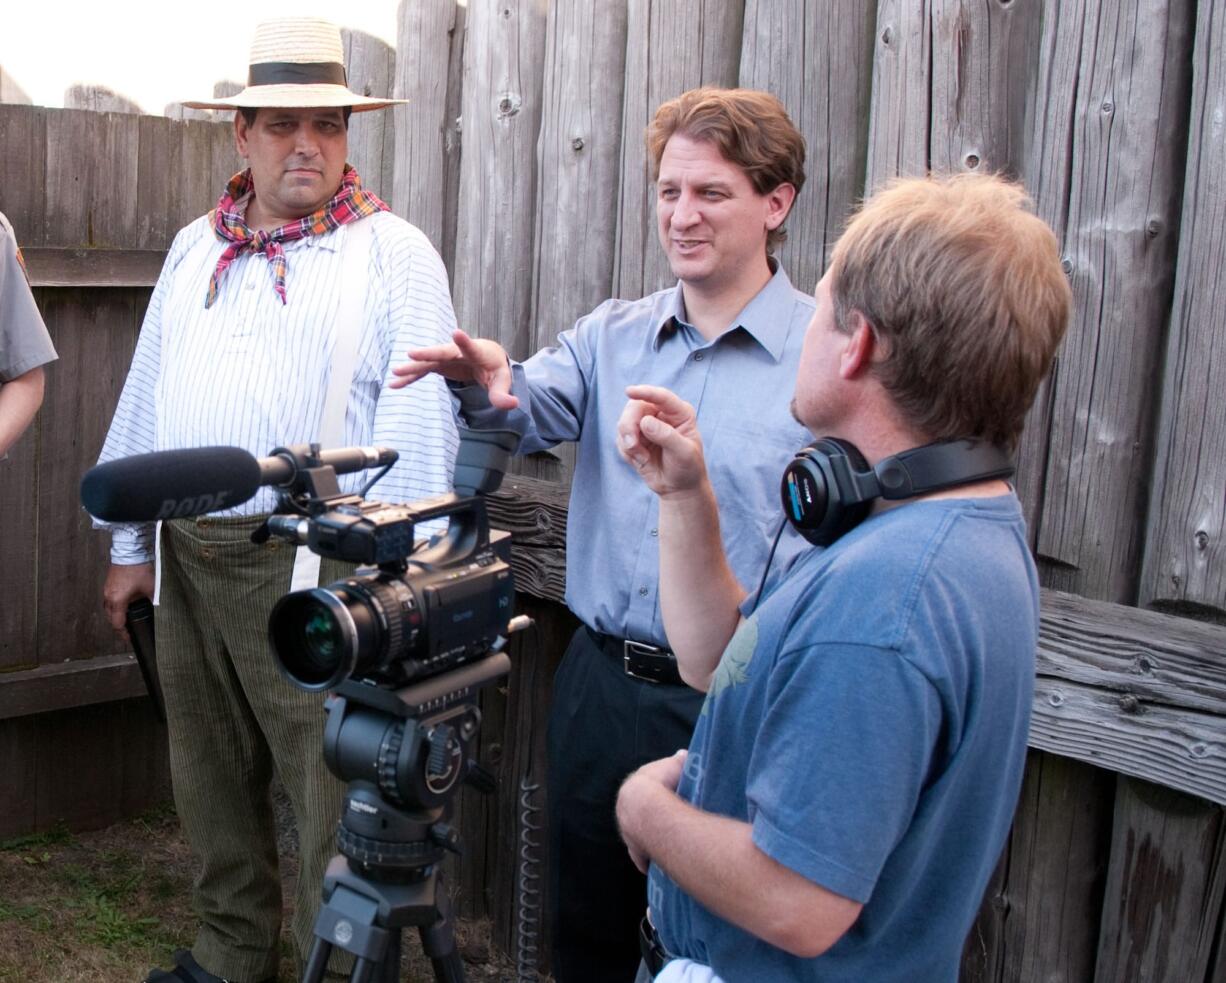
[81, 445, 399, 522]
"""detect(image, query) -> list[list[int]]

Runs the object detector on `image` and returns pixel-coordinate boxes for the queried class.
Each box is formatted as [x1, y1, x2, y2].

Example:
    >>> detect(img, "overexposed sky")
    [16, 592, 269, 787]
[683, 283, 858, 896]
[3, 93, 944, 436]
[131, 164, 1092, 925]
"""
[0, 1, 400, 115]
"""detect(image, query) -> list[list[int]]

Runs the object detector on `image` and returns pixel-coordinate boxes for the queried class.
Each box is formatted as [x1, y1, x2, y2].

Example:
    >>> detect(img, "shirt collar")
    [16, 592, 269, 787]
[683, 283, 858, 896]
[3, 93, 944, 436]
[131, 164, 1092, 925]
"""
[651, 259, 800, 361]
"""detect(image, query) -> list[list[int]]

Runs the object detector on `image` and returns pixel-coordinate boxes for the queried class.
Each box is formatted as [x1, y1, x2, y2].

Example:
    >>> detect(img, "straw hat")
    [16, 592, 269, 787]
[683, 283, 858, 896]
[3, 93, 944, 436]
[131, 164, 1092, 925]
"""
[181, 18, 404, 113]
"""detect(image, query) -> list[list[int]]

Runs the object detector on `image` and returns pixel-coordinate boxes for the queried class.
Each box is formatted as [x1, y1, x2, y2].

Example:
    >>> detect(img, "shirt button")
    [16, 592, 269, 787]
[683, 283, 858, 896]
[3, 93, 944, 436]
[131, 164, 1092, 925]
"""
[651, 528, 659, 537]
[694, 352, 705, 361]
[639, 586, 649, 597]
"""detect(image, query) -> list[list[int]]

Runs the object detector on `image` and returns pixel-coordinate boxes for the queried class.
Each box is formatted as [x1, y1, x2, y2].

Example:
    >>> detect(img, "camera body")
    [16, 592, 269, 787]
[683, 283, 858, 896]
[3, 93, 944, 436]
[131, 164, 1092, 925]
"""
[264, 430, 520, 692]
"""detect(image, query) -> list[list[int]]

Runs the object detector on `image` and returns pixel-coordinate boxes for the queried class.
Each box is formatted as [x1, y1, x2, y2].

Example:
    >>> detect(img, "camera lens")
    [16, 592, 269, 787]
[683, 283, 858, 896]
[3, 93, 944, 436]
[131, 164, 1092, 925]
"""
[270, 588, 361, 690]
[270, 576, 420, 691]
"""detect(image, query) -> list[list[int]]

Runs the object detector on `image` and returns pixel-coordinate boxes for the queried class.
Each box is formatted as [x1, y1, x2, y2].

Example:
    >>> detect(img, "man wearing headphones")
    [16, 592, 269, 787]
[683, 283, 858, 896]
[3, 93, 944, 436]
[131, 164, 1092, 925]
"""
[615, 172, 1071, 982]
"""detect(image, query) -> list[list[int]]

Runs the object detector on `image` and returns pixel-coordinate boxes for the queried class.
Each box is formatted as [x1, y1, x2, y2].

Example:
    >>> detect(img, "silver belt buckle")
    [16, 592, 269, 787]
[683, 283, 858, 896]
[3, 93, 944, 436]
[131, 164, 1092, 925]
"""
[624, 639, 665, 682]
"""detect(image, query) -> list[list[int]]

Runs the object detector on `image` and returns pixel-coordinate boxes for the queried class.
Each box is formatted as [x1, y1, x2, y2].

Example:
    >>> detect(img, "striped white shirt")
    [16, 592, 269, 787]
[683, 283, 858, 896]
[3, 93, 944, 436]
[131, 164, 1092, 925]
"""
[97, 210, 460, 563]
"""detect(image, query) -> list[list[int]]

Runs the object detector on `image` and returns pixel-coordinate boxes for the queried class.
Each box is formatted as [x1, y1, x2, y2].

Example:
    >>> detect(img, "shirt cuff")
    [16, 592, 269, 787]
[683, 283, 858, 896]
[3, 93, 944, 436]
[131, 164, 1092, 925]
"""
[109, 523, 155, 566]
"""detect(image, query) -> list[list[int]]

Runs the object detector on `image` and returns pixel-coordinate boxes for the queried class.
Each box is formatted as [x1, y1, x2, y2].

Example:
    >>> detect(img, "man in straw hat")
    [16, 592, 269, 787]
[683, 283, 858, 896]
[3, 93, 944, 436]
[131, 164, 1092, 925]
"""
[93, 18, 459, 983]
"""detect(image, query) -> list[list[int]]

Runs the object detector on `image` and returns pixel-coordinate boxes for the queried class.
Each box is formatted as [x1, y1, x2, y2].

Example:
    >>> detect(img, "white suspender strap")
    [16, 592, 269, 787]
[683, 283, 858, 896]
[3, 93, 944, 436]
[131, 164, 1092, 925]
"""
[291, 217, 374, 591]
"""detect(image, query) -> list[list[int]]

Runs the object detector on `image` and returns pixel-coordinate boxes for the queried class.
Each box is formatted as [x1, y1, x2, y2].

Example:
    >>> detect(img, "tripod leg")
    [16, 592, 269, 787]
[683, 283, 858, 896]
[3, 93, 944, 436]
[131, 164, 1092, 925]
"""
[419, 877, 465, 983]
[375, 931, 402, 983]
[301, 937, 333, 983]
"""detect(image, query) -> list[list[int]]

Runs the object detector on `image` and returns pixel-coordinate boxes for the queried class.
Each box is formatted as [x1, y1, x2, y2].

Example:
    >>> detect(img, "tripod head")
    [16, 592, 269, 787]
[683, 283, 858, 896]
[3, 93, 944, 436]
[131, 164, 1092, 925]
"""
[302, 643, 527, 983]
[322, 651, 512, 882]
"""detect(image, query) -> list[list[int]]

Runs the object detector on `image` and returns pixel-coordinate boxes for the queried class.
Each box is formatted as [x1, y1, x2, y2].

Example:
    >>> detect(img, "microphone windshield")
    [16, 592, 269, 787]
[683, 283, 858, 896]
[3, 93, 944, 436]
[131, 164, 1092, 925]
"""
[81, 446, 263, 522]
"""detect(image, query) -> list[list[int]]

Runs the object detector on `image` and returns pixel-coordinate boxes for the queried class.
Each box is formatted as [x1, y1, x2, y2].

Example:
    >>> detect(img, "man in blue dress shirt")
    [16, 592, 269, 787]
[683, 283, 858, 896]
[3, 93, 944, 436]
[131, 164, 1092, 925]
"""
[394, 87, 814, 981]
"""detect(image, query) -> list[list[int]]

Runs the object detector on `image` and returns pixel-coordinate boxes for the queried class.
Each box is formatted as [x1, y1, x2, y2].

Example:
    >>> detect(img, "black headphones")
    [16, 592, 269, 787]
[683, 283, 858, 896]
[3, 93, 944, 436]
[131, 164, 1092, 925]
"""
[780, 437, 1015, 546]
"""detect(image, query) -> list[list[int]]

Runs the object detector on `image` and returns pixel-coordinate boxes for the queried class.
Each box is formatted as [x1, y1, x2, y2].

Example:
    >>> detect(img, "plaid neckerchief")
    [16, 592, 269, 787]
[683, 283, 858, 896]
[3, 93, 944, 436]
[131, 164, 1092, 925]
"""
[205, 165, 388, 308]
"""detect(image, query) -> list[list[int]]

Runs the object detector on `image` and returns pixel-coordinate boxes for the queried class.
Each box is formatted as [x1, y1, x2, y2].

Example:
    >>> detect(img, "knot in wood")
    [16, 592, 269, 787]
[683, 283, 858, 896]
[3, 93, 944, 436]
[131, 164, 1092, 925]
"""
[881, 25, 894, 46]
[572, 137, 585, 152]
[964, 153, 980, 170]
[1146, 219, 1162, 238]
[497, 92, 522, 119]
[1191, 743, 1209, 758]
[1137, 656, 1153, 674]
[1101, 100, 1114, 116]
[1194, 530, 1210, 551]
[1119, 694, 1141, 714]
[1061, 257, 1074, 276]
[1047, 690, 1065, 708]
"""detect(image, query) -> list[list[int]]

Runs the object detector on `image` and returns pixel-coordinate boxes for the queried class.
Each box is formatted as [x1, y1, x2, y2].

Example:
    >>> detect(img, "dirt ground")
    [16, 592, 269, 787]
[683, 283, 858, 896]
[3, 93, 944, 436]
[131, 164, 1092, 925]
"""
[0, 800, 522, 983]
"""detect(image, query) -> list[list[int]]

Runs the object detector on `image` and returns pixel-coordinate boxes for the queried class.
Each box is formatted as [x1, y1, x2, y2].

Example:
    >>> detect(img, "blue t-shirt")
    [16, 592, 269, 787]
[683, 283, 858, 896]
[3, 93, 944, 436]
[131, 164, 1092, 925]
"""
[649, 495, 1037, 982]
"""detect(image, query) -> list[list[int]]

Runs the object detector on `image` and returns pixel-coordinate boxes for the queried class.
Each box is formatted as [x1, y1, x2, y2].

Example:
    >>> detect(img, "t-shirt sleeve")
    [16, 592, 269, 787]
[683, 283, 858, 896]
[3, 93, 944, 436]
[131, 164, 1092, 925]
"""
[745, 642, 942, 904]
[0, 219, 57, 381]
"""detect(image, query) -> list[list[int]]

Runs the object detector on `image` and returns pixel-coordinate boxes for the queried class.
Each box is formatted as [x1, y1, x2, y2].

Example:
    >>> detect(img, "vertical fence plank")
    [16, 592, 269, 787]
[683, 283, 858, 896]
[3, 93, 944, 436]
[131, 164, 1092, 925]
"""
[43, 109, 140, 248]
[738, 0, 875, 292]
[531, 0, 630, 347]
[35, 290, 144, 666]
[0, 106, 47, 244]
[1016, 0, 1195, 605]
[342, 29, 397, 203]
[928, 0, 1042, 178]
[1140, 0, 1226, 620]
[867, 0, 1043, 188]
[864, 0, 932, 187]
[961, 751, 1114, 982]
[391, 0, 464, 264]
[613, 0, 745, 301]
[451, 0, 548, 360]
[1092, 779, 1226, 982]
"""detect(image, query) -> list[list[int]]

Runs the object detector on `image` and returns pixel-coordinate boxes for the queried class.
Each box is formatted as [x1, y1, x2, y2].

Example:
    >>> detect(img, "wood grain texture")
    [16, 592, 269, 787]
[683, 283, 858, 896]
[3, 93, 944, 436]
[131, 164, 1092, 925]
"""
[43, 109, 140, 248]
[1139, 0, 1226, 616]
[0, 106, 48, 245]
[21, 247, 167, 287]
[864, 0, 933, 187]
[613, 0, 745, 301]
[342, 28, 397, 203]
[1016, 0, 1195, 604]
[451, 0, 548, 360]
[962, 751, 1113, 983]
[738, 0, 876, 293]
[928, 0, 1042, 177]
[32, 289, 144, 666]
[531, 0, 630, 344]
[391, 0, 463, 263]
[1093, 778, 1226, 983]
[0, 655, 147, 720]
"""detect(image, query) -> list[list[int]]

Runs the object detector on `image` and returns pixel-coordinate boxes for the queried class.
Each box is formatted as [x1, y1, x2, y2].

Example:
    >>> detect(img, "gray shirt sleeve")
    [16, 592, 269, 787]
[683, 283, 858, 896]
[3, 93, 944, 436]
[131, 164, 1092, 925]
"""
[0, 213, 57, 381]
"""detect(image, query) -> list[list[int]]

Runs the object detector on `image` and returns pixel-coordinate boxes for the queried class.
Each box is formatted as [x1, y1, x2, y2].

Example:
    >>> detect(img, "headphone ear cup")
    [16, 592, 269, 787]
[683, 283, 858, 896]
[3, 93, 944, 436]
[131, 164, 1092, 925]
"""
[780, 437, 873, 546]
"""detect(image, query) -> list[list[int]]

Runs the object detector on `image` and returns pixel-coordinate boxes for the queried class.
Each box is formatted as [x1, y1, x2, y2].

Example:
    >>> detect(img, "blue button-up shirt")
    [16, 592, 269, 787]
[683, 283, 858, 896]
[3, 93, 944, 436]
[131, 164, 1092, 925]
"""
[455, 264, 816, 647]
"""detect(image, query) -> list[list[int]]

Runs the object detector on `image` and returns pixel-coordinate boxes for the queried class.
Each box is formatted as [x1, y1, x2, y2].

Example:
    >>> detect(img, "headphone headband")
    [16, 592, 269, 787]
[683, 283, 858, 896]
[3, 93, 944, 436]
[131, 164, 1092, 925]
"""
[781, 437, 1014, 546]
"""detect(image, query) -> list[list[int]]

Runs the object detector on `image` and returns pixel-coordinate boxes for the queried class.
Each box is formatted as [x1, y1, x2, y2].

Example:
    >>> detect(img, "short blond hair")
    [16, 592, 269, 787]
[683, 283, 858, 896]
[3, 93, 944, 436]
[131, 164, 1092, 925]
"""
[829, 173, 1070, 449]
[647, 87, 806, 254]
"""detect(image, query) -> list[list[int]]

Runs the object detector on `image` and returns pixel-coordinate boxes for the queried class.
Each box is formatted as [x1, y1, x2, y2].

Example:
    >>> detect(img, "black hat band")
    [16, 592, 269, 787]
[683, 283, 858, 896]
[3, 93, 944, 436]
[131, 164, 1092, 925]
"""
[247, 61, 348, 87]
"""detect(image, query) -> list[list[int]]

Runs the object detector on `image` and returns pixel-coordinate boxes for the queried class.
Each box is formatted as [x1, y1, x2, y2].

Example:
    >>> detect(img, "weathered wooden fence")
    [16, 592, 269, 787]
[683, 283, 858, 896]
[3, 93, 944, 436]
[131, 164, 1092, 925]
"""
[2, 1, 1225, 980]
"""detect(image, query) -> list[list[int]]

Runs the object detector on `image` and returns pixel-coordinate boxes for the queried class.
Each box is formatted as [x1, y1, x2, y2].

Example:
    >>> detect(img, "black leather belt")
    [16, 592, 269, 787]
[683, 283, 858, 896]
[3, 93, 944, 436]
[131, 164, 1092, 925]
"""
[587, 627, 685, 686]
[639, 915, 672, 977]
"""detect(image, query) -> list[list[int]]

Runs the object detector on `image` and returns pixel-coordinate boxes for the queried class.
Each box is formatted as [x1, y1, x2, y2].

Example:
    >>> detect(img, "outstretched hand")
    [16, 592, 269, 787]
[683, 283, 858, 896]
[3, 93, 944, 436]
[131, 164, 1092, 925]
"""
[616, 385, 708, 498]
[389, 328, 519, 410]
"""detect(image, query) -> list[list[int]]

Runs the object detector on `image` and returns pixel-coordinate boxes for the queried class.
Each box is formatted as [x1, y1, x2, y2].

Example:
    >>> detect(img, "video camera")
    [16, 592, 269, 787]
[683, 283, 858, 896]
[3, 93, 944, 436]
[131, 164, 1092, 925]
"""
[262, 429, 520, 693]
[81, 428, 529, 981]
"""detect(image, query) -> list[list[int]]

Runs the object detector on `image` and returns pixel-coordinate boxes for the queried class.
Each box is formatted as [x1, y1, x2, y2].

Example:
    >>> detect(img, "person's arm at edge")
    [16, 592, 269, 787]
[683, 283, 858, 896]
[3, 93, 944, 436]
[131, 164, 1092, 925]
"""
[617, 751, 862, 958]
[0, 365, 45, 457]
[617, 385, 745, 689]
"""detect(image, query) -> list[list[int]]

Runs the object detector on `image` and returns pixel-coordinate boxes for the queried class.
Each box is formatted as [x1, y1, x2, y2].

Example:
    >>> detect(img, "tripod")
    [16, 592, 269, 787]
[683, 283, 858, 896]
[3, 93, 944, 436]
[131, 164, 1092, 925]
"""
[300, 653, 510, 983]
